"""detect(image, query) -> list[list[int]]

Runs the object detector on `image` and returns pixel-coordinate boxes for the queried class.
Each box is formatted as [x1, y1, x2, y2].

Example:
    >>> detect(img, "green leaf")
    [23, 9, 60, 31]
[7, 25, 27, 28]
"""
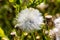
[0, 27, 5, 37]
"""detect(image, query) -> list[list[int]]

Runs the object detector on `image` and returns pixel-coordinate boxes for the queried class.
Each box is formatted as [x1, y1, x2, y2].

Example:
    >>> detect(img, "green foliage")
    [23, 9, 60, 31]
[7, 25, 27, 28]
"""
[0, 27, 5, 37]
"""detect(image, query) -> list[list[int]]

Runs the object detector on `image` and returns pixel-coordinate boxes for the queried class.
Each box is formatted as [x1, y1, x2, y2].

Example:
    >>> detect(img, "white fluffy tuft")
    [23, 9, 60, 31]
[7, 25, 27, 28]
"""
[14, 8, 44, 32]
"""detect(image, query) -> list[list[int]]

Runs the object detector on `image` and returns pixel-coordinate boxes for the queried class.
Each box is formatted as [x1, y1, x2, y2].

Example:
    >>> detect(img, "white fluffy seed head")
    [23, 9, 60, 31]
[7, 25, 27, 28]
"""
[53, 17, 60, 36]
[54, 17, 60, 28]
[14, 8, 44, 32]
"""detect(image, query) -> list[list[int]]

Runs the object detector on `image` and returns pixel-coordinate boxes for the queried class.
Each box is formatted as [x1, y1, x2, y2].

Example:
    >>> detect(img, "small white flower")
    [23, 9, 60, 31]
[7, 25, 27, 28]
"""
[14, 8, 43, 32]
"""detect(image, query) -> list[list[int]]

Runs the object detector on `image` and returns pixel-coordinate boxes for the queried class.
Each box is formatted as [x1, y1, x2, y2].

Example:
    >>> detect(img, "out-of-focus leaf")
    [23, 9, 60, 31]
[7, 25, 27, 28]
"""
[57, 0, 60, 3]
[0, 27, 5, 37]
[9, 0, 14, 2]
[20, 0, 23, 4]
